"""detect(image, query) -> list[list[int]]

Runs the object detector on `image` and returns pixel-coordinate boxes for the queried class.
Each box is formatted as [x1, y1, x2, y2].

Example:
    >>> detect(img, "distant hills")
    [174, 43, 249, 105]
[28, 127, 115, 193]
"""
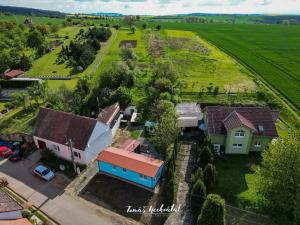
[91, 12, 123, 17]
[0, 5, 65, 17]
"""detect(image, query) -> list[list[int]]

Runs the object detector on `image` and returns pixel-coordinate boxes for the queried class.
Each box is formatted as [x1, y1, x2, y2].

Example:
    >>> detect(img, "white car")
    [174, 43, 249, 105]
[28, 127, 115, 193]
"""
[33, 165, 55, 181]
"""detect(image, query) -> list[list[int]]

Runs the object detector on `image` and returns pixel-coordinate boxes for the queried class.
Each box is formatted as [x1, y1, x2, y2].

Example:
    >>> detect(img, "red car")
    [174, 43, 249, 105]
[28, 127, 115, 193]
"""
[0, 146, 13, 158]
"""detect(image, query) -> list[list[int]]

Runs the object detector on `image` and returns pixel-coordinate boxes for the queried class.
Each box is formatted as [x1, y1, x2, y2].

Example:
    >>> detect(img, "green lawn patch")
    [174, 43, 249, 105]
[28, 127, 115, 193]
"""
[130, 130, 142, 139]
[214, 154, 263, 210]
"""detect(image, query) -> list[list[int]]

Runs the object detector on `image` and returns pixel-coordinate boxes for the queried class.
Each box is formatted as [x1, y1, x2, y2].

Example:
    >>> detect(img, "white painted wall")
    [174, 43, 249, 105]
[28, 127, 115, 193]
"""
[84, 122, 112, 163]
[33, 136, 87, 164]
[111, 114, 122, 138]
[0, 210, 22, 220]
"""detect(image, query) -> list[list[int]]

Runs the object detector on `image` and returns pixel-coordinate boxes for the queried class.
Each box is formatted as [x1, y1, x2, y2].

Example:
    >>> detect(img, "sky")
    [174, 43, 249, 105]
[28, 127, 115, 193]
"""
[1, 0, 300, 15]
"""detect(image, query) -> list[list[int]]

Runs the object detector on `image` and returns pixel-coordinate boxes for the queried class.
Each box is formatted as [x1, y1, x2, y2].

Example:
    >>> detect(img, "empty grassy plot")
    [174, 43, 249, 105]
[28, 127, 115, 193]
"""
[25, 26, 84, 77]
[163, 30, 257, 94]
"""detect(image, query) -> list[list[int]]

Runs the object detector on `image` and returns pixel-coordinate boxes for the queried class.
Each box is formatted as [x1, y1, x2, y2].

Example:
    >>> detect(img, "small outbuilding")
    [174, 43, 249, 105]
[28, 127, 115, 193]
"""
[2, 70, 24, 79]
[97, 141, 164, 191]
[176, 102, 202, 128]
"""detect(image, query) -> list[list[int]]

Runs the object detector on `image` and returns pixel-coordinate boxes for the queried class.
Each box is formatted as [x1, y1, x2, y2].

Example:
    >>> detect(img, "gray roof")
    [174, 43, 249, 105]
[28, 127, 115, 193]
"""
[33, 108, 98, 150]
[176, 103, 201, 115]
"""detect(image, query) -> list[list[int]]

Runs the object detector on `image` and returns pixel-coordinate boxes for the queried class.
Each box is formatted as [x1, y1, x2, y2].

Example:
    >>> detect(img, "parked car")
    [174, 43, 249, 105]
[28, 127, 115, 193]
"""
[9, 149, 23, 162]
[33, 165, 55, 181]
[0, 146, 13, 158]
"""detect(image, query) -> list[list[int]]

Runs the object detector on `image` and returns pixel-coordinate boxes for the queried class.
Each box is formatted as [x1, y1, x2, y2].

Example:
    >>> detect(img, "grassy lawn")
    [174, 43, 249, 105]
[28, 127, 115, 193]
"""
[93, 28, 151, 104]
[130, 130, 142, 139]
[163, 30, 257, 94]
[214, 154, 263, 210]
[0, 14, 64, 25]
[47, 79, 78, 90]
[25, 26, 84, 78]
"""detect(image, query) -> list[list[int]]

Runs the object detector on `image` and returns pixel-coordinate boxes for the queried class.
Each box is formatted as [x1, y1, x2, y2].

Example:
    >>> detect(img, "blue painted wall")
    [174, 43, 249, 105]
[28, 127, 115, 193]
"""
[98, 161, 164, 189]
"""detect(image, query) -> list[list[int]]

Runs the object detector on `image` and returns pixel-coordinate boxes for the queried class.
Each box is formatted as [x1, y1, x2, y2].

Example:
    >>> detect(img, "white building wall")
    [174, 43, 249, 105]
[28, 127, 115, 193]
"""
[84, 122, 113, 164]
[111, 114, 122, 138]
[0, 210, 22, 220]
[33, 136, 87, 164]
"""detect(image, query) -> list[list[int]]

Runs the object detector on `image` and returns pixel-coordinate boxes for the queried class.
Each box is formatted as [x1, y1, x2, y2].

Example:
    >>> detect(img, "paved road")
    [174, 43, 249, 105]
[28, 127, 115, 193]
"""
[0, 151, 136, 225]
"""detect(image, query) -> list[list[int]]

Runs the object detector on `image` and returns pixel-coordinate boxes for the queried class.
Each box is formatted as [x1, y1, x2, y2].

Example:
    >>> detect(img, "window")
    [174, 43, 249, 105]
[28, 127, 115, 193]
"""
[74, 152, 81, 159]
[233, 144, 243, 149]
[255, 141, 261, 147]
[112, 165, 117, 171]
[51, 144, 60, 151]
[235, 130, 245, 137]
[122, 168, 127, 173]
[139, 174, 147, 180]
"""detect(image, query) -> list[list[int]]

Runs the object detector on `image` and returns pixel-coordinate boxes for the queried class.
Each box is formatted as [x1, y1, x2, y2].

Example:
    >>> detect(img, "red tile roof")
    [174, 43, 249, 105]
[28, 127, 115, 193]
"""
[98, 102, 120, 125]
[33, 108, 98, 150]
[4, 70, 24, 79]
[223, 111, 257, 132]
[97, 147, 164, 178]
[117, 139, 140, 152]
[0, 218, 32, 225]
[0, 190, 23, 213]
[206, 106, 278, 138]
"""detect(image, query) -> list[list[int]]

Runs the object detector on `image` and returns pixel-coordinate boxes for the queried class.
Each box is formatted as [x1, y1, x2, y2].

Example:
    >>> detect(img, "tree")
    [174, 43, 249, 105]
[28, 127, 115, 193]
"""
[156, 25, 162, 30]
[255, 130, 300, 223]
[130, 25, 136, 34]
[203, 163, 217, 192]
[50, 24, 59, 33]
[213, 86, 219, 97]
[114, 86, 132, 108]
[191, 179, 206, 218]
[11, 92, 28, 109]
[150, 101, 179, 156]
[199, 146, 214, 168]
[26, 30, 44, 49]
[191, 167, 204, 186]
[19, 53, 32, 71]
[123, 15, 136, 26]
[142, 23, 147, 29]
[197, 194, 226, 225]
[120, 47, 137, 61]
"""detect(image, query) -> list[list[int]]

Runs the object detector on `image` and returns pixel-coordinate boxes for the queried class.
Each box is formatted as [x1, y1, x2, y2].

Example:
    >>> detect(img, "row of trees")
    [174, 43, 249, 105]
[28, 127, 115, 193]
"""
[190, 136, 225, 225]
[57, 27, 112, 69]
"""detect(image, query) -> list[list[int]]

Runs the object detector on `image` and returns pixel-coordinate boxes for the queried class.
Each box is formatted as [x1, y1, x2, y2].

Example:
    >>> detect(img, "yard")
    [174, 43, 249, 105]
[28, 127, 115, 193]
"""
[213, 154, 262, 210]
[25, 26, 85, 78]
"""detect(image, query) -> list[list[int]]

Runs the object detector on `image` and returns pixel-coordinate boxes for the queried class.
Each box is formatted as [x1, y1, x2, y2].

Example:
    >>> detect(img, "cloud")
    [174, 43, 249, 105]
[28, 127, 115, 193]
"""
[0, 0, 299, 15]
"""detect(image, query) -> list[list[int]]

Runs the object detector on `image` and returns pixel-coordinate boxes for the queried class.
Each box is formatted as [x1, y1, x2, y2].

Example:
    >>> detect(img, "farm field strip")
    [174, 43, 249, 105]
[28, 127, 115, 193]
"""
[150, 22, 300, 109]
[162, 29, 257, 94]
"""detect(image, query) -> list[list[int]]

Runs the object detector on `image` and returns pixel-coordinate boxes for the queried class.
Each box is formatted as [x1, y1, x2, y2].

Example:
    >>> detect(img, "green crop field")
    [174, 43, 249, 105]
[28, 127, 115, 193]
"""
[0, 14, 64, 25]
[162, 30, 257, 94]
[145, 22, 300, 110]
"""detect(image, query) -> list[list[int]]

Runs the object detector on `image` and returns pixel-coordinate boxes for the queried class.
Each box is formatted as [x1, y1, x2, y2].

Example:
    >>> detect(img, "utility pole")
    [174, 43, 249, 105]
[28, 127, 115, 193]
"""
[66, 138, 77, 175]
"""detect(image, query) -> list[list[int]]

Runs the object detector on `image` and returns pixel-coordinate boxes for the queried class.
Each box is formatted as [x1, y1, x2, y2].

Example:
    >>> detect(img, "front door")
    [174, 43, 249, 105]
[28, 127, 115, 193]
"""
[37, 140, 46, 149]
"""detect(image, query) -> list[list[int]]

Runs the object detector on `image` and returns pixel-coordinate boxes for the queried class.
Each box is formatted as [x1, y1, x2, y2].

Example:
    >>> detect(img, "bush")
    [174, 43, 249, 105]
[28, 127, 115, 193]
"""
[191, 167, 204, 186]
[203, 163, 217, 193]
[199, 146, 213, 168]
[191, 179, 206, 218]
[197, 194, 226, 225]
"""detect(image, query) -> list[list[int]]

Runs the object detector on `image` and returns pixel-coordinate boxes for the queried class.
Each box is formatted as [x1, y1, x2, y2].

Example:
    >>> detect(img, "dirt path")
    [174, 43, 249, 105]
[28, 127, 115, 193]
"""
[165, 141, 195, 225]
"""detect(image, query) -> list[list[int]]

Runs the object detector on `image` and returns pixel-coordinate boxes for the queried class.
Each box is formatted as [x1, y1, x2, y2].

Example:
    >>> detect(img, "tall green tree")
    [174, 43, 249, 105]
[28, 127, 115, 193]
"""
[199, 146, 214, 168]
[203, 163, 217, 192]
[255, 130, 300, 223]
[26, 30, 45, 49]
[197, 194, 226, 225]
[191, 179, 207, 218]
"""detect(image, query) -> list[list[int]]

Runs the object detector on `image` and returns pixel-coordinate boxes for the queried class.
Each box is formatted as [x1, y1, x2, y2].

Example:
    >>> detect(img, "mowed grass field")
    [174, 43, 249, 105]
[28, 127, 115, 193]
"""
[25, 26, 83, 77]
[163, 30, 257, 94]
[150, 22, 300, 109]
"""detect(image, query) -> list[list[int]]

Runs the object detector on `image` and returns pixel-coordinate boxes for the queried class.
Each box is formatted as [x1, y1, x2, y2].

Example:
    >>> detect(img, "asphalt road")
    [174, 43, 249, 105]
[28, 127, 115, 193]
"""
[0, 151, 135, 225]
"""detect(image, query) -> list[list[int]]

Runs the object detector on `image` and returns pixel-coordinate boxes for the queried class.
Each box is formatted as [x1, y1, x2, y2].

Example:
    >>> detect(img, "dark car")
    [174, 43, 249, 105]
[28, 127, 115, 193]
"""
[9, 149, 23, 162]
